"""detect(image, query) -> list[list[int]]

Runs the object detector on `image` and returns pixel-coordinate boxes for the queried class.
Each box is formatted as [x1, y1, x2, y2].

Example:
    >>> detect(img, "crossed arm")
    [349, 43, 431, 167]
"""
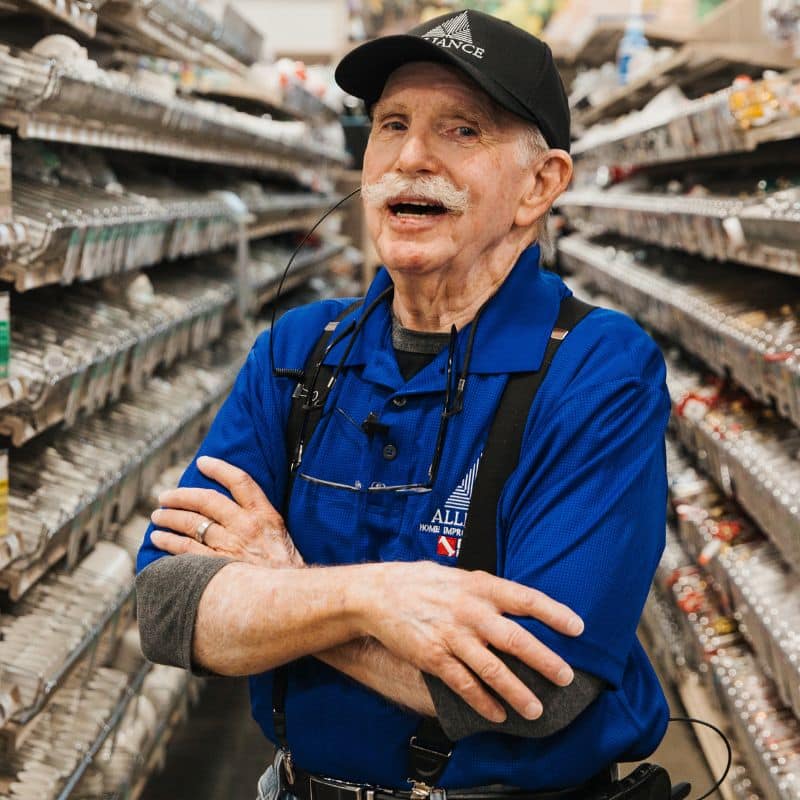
[137, 456, 600, 736]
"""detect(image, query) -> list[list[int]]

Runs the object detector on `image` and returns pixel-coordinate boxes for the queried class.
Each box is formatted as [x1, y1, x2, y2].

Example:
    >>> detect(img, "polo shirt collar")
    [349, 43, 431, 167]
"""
[323, 244, 566, 376]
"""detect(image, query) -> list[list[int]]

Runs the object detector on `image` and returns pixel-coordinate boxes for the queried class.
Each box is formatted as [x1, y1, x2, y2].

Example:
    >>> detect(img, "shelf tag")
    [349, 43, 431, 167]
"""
[0, 137, 9, 224]
[0, 450, 7, 539]
[0, 292, 9, 382]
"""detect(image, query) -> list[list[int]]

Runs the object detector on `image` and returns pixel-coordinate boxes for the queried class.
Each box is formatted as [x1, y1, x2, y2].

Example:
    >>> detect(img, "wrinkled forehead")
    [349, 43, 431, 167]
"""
[374, 61, 504, 121]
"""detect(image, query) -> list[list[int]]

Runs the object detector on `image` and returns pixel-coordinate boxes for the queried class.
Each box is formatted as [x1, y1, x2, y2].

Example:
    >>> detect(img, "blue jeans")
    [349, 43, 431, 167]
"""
[257, 750, 295, 800]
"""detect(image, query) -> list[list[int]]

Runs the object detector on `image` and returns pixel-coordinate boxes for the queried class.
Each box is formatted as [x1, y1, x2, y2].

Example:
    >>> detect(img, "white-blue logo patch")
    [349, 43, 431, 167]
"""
[419, 457, 481, 555]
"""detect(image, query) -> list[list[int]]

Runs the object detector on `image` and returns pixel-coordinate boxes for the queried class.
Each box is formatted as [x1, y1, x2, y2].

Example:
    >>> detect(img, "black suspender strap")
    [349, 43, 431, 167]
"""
[456, 295, 596, 575]
[274, 298, 364, 778]
[407, 295, 596, 792]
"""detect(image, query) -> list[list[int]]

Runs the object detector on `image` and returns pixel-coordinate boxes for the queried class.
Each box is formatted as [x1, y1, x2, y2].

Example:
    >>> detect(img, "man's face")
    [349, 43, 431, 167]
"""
[362, 62, 536, 277]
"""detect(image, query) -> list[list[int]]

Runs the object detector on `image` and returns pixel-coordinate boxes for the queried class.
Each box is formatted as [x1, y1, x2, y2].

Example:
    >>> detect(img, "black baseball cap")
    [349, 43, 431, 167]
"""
[335, 9, 571, 152]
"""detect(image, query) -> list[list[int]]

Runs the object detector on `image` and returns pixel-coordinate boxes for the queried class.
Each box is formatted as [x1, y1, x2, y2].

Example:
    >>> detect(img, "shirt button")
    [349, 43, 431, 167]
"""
[392, 397, 407, 407]
[382, 444, 398, 461]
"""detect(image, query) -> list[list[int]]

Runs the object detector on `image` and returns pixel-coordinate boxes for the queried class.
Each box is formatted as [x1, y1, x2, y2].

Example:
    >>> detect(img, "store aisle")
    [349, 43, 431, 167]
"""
[143, 678, 271, 800]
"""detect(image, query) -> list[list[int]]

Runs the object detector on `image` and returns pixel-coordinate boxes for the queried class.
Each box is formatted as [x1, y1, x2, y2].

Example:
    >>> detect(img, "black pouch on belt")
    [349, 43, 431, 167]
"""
[588, 764, 672, 800]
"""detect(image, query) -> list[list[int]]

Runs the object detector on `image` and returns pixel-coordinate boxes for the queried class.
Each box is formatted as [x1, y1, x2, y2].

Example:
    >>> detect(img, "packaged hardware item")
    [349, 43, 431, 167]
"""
[729, 71, 800, 130]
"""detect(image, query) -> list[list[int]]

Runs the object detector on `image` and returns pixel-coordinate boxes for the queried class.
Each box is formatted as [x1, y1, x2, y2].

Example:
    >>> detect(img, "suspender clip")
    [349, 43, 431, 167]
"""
[276, 747, 296, 786]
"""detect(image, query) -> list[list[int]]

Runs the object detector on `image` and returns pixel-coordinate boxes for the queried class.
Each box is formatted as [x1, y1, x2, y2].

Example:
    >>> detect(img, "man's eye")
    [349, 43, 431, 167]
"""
[455, 126, 478, 138]
[382, 120, 406, 131]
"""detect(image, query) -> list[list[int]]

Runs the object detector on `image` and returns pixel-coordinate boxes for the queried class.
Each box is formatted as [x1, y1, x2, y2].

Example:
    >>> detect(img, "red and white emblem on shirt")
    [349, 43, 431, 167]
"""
[437, 535, 461, 558]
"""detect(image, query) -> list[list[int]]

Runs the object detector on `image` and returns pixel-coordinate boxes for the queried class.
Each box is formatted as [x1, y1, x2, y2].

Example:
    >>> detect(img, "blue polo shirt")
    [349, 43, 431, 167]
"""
[138, 244, 670, 790]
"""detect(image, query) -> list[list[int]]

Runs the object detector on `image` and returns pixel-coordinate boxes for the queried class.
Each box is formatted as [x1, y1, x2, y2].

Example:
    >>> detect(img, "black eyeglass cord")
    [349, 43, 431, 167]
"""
[270, 187, 363, 381]
[667, 716, 732, 800]
[291, 285, 394, 473]
[318, 285, 395, 402]
[448, 296, 487, 417]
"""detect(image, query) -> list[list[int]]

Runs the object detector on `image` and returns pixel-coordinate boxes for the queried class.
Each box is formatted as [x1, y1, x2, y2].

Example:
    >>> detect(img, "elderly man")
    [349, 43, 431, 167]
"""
[136, 9, 671, 800]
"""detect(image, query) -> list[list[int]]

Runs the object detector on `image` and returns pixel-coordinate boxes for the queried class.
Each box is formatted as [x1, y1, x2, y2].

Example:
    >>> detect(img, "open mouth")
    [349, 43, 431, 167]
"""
[388, 200, 448, 217]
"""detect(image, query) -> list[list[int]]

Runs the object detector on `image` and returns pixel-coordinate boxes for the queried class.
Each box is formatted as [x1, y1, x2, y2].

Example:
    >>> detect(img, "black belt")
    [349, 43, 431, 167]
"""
[279, 762, 616, 800]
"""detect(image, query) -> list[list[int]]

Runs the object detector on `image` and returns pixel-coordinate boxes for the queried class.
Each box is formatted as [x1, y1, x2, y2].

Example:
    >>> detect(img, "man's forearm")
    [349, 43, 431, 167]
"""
[192, 561, 370, 675]
[316, 638, 436, 717]
[140, 551, 583, 723]
[317, 639, 604, 740]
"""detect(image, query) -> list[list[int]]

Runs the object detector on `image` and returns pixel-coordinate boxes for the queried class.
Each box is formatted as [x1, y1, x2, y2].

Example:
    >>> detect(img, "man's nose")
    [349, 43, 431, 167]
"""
[394, 129, 439, 174]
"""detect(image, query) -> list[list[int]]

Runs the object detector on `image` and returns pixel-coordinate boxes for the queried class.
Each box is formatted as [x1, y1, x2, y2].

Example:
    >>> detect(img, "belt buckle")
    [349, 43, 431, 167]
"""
[309, 775, 373, 800]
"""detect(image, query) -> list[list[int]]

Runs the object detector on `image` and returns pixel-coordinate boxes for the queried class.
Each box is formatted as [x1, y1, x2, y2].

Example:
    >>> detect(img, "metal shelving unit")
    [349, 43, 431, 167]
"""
[570, 79, 800, 173]
[557, 188, 800, 276]
[0, 46, 347, 174]
[0, 0, 358, 793]
[559, 234, 800, 426]
[13, 0, 99, 36]
[559, 43, 800, 795]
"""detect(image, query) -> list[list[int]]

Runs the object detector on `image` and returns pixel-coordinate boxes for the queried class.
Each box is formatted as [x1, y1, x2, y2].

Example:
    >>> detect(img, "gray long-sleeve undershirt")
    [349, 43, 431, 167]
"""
[136, 555, 603, 740]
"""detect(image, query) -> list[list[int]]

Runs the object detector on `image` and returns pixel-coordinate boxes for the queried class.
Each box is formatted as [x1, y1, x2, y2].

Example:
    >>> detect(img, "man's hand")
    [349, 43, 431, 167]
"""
[349, 562, 583, 723]
[149, 457, 585, 724]
[149, 455, 304, 569]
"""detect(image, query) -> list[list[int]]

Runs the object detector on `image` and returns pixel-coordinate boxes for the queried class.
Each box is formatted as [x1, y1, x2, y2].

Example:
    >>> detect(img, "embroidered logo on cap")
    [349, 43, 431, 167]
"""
[423, 11, 485, 59]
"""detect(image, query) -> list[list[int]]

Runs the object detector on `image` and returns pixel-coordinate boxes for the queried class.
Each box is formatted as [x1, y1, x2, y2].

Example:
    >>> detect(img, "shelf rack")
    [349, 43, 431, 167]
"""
[0, 170, 339, 291]
[557, 189, 800, 276]
[249, 238, 349, 309]
[573, 279, 773, 800]
[571, 84, 800, 173]
[559, 22, 800, 796]
[51, 660, 151, 800]
[187, 70, 340, 124]
[0, 330, 250, 601]
[99, 0, 254, 75]
[641, 574, 757, 800]
[0, 46, 348, 175]
[14, 0, 99, 37]
[4, 178, 238, 291]
[655, 480, 800, 798]
[121, 666, 193, 800]
[551, 17, 690, 77]
[0, 3, 358, 792]
[0, 578, 134, 755]
[0, 271, 234, 446]
[587, 293, 800, 601]
[244, 193, 342, 242]
[573, 42, 796, 131]
[558, 234, 800, 428]
[666, 438, 800, 725]
[666, 357, 800, 580]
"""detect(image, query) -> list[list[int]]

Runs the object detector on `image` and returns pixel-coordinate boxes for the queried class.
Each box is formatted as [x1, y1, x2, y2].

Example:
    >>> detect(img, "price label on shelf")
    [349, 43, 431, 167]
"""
[0, 449, 7, 539]
[0, 137, 10, 224]
[0, 292, 9, 382]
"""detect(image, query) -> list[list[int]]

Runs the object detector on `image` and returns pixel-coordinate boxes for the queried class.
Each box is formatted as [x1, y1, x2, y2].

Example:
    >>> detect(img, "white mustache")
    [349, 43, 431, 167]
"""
[361, 174, 470, 214]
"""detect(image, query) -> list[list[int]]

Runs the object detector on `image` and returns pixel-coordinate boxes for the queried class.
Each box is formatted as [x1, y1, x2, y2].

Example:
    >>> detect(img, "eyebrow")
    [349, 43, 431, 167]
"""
[371, 99, 494, 126]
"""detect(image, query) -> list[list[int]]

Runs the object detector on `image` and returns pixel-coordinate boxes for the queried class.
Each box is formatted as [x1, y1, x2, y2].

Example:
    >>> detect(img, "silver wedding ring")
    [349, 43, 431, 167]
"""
[195, 518, 213, 545]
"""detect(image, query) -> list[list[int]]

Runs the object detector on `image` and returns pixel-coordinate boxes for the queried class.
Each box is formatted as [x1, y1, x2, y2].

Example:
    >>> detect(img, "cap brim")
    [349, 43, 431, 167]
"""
[335, 35, 541, 130]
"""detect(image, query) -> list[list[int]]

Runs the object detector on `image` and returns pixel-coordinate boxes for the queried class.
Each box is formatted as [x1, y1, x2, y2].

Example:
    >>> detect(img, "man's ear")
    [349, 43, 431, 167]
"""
[515, 150, 573, 228]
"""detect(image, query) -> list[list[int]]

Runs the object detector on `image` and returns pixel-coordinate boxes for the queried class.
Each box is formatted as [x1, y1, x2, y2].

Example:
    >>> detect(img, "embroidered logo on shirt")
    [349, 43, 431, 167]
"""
[437, 535, 462, 557]
[419, 457, 481, 555]
[422, 12, 485, 59]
